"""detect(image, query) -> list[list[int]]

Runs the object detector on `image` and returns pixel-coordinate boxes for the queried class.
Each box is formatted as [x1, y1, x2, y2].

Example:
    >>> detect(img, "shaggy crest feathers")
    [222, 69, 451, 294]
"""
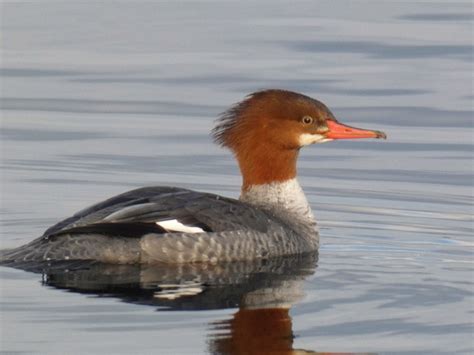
[212, 91, 255, 149]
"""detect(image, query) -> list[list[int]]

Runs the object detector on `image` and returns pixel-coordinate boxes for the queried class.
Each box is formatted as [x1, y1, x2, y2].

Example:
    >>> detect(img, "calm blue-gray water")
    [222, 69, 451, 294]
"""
[1, 1, 473, 354]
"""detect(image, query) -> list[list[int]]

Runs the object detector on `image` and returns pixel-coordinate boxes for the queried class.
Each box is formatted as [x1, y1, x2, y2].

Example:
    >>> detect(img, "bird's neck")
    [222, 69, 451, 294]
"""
[235, 142, 315, 226]
[239, 178, 315, 226]
[236, 143, 299, 190]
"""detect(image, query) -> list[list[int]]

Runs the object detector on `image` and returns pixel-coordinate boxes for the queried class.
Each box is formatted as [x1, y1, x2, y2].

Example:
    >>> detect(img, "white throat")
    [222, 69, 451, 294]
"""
[239, 178, 315, 225]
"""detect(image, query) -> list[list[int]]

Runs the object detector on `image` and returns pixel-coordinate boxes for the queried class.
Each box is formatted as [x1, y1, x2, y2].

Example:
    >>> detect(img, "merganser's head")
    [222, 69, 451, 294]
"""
[213, 89, 386, 189]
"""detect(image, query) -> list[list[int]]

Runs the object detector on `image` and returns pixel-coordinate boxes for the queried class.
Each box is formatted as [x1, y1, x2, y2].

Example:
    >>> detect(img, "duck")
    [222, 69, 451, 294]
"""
[0, 89, 386, 265]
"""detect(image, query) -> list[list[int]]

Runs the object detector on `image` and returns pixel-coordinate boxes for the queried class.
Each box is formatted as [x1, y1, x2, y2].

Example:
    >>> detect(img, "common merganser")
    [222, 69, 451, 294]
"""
[0, 89, 386, 265]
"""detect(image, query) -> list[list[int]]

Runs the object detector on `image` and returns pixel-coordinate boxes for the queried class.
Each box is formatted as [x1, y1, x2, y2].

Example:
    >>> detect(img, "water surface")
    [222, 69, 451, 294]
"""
[1, 1, 473, 354]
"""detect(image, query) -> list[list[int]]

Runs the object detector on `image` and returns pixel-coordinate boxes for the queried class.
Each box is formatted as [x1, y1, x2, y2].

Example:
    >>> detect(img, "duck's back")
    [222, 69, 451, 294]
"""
[0, 186, 318, 265]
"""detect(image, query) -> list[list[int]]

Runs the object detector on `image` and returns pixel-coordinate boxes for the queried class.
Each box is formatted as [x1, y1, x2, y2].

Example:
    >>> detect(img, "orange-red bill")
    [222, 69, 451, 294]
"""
[326, 120, 387, 140]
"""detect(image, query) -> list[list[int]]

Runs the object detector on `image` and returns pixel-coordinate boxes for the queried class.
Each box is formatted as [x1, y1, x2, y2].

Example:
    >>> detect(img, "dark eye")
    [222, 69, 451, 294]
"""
[302, 116, 314, 125]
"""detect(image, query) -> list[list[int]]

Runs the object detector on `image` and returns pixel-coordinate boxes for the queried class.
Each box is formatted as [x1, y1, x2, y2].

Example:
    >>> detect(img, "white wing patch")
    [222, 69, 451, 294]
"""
[157, 219, 205, 233]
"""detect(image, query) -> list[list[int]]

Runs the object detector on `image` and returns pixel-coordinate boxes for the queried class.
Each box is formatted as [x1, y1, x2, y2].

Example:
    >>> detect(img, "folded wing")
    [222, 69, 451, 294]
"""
[44, 186, 272, 239]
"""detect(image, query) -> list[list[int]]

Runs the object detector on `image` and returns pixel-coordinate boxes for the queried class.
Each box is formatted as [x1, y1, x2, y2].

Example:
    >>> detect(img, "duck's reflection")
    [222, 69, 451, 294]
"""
[11, 252, 316, 310]
[7, 254, 373, 355]
[211, 308, 294, 355]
